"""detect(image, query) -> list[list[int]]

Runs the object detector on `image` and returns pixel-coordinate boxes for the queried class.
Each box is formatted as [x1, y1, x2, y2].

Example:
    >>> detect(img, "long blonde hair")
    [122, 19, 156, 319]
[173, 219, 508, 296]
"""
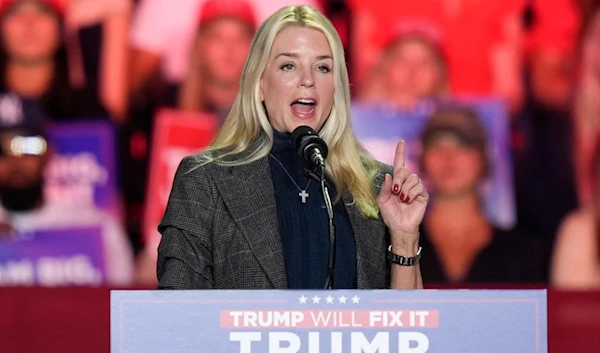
[197, 5, 380, 218]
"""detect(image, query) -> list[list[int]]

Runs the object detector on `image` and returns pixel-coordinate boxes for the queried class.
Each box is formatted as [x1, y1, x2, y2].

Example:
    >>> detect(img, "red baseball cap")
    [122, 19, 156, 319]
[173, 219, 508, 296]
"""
[0, 0, 64, 17]
[198, 0, 256, 29]
[383, 18, 447, 64]
[387, 19, 443, 46]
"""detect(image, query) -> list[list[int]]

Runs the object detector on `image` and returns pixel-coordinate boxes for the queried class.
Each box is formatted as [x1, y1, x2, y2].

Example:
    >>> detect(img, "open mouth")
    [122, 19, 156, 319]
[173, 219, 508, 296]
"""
[291, 98, 317, 116]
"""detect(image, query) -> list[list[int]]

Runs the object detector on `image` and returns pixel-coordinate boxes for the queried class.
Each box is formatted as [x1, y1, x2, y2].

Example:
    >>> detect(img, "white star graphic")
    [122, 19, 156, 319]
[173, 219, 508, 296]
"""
[312, 295, 321, 304]
[351, 295, 360, 304]
[299, 295, 308, 304]
[325, 295, 334, 304]
[338, 295, 347, 304]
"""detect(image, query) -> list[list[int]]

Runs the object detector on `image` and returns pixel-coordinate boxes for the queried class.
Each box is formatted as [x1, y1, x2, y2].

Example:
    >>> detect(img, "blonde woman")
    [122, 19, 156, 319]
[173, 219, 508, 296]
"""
[157, 5, 429, 290]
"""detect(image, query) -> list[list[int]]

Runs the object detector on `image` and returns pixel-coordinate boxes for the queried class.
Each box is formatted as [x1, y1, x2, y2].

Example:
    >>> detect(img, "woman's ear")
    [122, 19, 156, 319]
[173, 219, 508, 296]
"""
[259, 78, 264, 102]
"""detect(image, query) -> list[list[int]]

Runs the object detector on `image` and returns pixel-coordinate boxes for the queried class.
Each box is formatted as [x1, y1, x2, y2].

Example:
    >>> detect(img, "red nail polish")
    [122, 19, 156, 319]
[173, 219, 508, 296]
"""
[405, 197, 411, 203]
[400, 192, 405, 201]
[393, 184, 399, 194]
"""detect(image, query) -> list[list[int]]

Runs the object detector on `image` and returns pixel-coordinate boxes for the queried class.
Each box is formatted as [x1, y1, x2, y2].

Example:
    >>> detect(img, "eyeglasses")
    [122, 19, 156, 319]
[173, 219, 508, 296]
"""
[0, 135, 48, 157]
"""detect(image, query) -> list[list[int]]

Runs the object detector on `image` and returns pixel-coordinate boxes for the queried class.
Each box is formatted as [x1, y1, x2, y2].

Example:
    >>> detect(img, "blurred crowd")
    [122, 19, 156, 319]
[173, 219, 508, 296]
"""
[0, 0, 598, 289]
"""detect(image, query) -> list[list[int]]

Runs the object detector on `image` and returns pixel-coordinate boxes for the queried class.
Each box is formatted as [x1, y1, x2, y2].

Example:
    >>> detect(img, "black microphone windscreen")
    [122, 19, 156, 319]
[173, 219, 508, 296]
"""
[291, 125, 328, 169]
[291, 126, 317, 150]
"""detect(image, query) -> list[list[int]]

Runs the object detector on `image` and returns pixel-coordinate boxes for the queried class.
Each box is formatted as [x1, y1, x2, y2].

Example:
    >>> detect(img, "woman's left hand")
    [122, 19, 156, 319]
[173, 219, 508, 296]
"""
[376, 140, 429, 252]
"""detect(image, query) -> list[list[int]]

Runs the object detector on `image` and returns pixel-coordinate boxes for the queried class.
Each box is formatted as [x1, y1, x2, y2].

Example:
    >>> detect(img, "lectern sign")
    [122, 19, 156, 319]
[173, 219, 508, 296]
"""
[111, 290, 546, 353]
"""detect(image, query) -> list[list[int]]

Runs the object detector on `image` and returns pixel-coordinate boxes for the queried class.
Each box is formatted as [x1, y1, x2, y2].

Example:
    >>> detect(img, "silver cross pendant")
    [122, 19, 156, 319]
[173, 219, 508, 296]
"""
[299, 190, 309, 203]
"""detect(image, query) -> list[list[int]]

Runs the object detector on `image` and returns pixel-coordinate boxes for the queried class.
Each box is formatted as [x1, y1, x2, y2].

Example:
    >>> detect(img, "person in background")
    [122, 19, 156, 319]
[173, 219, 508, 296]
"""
[359, 21, 449, 109]
[178, 0, 256, 124]
[417, 106, 549, 285]
[0, 93, 134, 285]
[551, 140, 600, 289]
[523, 0, 580, 115]
[511, 0, 580, 244]
[0, 0, 106, 121]
[348, 0, 525, 114]
[574, 9, 600, 206]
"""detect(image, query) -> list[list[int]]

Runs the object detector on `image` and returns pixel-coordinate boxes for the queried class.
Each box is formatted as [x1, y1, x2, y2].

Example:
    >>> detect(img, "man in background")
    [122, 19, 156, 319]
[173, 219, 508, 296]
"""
[0, 93, 134, 285]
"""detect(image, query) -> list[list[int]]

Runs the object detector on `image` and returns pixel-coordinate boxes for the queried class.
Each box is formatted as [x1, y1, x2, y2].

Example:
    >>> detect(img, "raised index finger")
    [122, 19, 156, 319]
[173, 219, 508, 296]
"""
[393, 140, 406, 173]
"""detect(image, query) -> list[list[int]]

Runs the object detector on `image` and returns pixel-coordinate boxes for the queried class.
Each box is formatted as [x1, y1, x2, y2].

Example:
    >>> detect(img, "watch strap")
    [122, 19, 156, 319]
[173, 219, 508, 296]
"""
[387, 245, 422, 266]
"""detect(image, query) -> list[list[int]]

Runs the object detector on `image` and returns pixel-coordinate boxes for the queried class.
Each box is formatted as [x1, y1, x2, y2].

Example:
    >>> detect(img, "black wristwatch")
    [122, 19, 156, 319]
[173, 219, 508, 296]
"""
[387, 245, 422, 266]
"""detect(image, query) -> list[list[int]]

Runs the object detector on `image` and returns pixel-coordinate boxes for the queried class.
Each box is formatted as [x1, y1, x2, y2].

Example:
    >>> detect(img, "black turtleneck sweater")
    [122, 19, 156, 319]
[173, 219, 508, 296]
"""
[268, 129, 357, 289]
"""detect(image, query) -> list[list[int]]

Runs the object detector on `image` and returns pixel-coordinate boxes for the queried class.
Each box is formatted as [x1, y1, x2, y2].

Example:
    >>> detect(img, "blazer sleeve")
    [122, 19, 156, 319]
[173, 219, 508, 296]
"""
[377, 163, 394, 288]
[157, 155, 217, 289]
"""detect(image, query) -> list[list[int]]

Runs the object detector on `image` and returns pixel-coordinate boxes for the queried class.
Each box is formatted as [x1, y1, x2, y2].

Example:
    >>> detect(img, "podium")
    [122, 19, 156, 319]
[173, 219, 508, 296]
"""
[111, 289, 547, 353]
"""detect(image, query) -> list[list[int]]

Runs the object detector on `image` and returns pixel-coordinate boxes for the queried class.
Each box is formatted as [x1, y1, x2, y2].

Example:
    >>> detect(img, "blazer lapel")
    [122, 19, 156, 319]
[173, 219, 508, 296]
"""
[344, 193, 388, 289]
[212, 156, 288, 289]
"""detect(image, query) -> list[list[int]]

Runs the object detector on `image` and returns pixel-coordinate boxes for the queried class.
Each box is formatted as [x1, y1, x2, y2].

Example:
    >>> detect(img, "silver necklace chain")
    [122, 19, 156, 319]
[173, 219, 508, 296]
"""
[269, 153, 311, 203]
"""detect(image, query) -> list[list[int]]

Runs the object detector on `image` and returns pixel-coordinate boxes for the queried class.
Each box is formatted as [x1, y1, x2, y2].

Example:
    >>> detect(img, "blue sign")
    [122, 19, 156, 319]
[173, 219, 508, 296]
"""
[45, 121, 118, 215]
[111, 289, 547, 353]
[351, 98, 515, 229]
[0, 227, 106, 286]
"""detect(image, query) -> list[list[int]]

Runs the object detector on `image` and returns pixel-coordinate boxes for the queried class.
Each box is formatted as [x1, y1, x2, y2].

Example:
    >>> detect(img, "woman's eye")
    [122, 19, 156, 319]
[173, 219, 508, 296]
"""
[281, 63, 294, 71]
[317, 65, 331, 73]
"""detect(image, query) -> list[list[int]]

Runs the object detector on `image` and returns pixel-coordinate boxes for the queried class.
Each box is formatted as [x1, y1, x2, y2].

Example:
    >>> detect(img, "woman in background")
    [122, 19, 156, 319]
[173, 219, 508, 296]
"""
[178, 0, 256, 124]
[359, 23, 449, 109]
[417, 106, 549, 285]
[0, 0, 106, 120]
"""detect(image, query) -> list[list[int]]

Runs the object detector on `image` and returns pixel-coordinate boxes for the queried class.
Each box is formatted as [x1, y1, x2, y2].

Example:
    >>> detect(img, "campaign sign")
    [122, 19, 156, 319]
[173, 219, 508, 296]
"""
[111, 289, 547, 353]
[143, 109, 218, 254]
[351, 98, 515, 229]
[44, 120, 118, 215]
[0, 227, 106, 286]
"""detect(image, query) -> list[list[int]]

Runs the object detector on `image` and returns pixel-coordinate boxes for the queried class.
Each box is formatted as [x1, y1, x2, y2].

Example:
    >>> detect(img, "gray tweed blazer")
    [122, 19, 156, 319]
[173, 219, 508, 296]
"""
[157, 152, 391, 289]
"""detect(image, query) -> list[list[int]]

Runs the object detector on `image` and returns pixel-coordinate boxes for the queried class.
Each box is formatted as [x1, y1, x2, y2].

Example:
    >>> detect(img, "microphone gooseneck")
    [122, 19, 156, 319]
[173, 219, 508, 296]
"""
[291, 126, 336, 289]
[320, 163, 336, 290]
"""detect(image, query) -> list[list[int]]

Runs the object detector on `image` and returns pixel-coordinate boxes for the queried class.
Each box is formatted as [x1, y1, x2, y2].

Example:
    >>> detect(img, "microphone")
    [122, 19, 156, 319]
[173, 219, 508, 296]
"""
[292, 126, 328, 171]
